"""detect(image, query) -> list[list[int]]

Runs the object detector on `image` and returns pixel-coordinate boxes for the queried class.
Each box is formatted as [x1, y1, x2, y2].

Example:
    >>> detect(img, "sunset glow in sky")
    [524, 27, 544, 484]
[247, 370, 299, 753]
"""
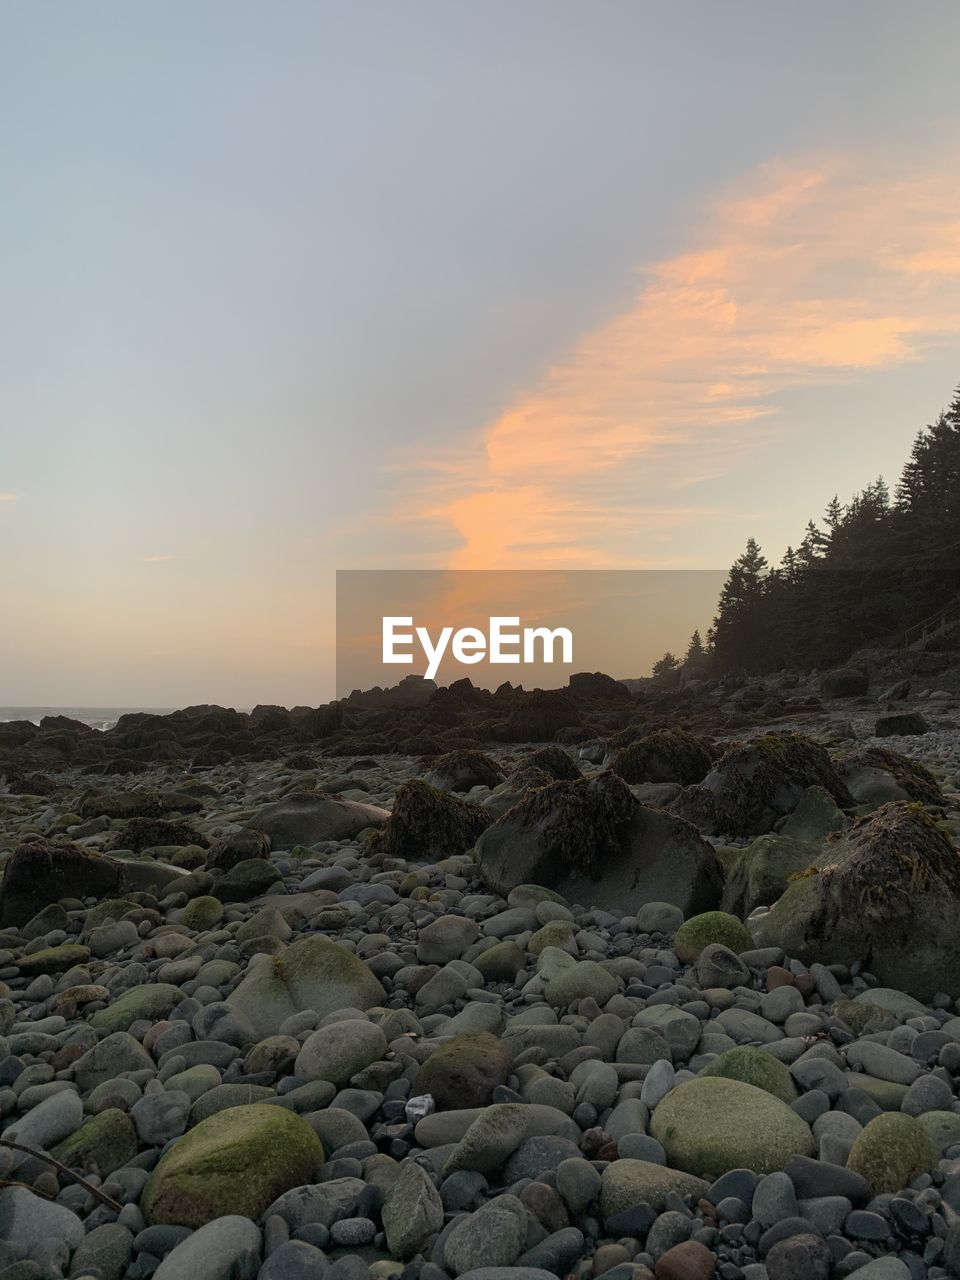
[2, 2, 960, 705]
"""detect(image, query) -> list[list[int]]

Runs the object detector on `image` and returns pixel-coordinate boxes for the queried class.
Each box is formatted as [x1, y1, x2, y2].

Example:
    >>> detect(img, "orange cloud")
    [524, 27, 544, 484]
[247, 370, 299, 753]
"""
[141, 554, 175, 563]
[400, 151, 960, 569]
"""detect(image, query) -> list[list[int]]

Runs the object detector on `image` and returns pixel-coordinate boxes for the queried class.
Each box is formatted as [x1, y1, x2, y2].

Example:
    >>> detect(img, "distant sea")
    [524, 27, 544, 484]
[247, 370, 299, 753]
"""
[0, 707, 174, 732]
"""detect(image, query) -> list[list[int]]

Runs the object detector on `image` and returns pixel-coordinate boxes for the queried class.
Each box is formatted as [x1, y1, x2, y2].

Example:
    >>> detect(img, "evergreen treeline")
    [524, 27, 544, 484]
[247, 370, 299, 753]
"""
[666, 384, 960, 675]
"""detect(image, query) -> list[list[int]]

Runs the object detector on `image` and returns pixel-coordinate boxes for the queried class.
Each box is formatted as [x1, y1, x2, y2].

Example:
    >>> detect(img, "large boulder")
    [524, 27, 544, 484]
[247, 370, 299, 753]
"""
[141, 1104, 323, 1227]
[875, 713, 929, 738]
[367, 780, 491, 860]
[838, 746, 944, 807]
[226, 934, 385, 1038]
[520, 746, 582, 782]
[675, 732, 853, 837]
[423, 750, 505, 793]
[207, 829, 271, 871]
[501, 690, 581, 743]
[821, 668, 869, 697]
[211, 859, 282, 901]
[781, 785, 848, 843]
[476, 773, 723, 917]
[244, 791, 388, 850]
[649, 1077, 815, 1178]
[753, 803, 960, 1001]
[568, 671, 632, 701]
[608, 729, 714, 786]
[0, 842, 181, 928]
[79, 789, 202, 819]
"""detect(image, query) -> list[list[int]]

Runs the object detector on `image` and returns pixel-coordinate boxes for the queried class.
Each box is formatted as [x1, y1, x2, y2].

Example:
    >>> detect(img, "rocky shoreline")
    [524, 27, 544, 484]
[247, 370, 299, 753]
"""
[2, 658, 960, 1280]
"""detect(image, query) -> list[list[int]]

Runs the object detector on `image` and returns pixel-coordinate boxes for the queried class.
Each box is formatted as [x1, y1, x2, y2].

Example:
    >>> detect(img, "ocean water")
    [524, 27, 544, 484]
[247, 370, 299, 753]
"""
[0, 707, 173, 732]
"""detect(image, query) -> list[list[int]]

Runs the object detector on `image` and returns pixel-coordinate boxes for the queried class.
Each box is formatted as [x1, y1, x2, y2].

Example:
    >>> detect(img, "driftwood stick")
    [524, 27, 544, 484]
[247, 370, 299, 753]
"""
[0, 1137, 123, 1211]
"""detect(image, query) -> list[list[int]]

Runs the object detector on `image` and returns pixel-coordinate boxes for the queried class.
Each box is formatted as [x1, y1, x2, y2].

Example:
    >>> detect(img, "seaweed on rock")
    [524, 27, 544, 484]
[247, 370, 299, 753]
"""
[675, 731, 854, 837]
[609, 728, 715, 786]
[366, 778, 492, 860]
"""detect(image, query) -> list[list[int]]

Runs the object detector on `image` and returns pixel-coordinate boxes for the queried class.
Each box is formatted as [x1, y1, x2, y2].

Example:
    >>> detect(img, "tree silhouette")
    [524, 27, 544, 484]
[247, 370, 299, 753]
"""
[706, 382, 960, 672]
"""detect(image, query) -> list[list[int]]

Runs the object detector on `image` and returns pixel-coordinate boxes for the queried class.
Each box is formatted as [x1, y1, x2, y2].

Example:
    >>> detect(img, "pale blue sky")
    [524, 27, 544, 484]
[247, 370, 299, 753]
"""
[2, 2, 959, 704]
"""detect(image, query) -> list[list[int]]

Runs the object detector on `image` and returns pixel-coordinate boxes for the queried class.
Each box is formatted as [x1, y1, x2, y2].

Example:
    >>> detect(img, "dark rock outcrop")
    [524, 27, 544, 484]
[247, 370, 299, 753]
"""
[367, 779, 491, 860]
[753, 803, 960, 1000]
[675, 733, 854, 837]
[476, 772, 723, 916]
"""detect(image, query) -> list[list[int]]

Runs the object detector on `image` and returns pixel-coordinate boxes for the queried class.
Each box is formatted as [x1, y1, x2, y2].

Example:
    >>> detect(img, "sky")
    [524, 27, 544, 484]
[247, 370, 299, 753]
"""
[2, 1, 960, 707]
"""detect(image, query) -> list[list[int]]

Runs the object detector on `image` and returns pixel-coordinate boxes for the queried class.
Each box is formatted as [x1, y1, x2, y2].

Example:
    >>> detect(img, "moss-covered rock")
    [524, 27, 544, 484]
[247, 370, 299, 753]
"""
[367, 779, 491, 860]
[91, 983, 183, 1032]
[845, 1112, 939, 1194]
[599, 1159, 710, 1223]
[182, 894, 225, 931]
[675, 912, 754, 964]
[542, 956, 618, 1008]
[50, 1108, 137, 1176]
[226, 934, 385, 1039]
[609, 729, 714, 787]
[754, 803, 960, 1001]
[140, 1103, 324, 1227]
[83, 899, 140, 933]
[108, 817, 206, 854]
[528, 919, 578, 956]
[474, 940, 526, 982]
[781, 786, 848, 844]
[17, 944, 90, 975]
[649, 1077, 815, 1178]
[720, 834, 814, 918]
[676, 732, 853, 837]
[212, 858, 282, 901]
[415, 1031, 513, 1110]
[830, 999, 897, 1035]
[79, 789, 202, 819]
[698, 1047, 797, 1103]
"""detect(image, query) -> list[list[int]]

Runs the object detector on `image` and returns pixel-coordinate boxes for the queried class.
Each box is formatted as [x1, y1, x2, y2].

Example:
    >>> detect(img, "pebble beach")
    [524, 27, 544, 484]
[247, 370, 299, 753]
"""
[2, 662, 960, 1280]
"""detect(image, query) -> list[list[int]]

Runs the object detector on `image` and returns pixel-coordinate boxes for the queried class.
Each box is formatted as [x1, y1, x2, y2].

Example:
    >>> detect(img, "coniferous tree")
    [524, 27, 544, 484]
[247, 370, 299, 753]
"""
[708, 537, 768, 671]
[652, 651, 680, 678]
[685, 629, 706, 664]
[703, 381, 960, 672]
